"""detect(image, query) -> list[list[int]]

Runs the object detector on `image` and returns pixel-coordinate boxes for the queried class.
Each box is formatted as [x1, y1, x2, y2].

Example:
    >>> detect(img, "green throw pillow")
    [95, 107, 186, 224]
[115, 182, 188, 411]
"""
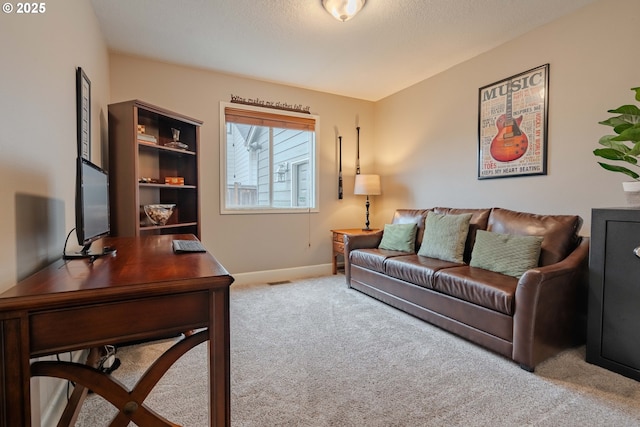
[378, 223, 418, 252]
[470, 230, 543, 278]
[417, 212, 472, 263]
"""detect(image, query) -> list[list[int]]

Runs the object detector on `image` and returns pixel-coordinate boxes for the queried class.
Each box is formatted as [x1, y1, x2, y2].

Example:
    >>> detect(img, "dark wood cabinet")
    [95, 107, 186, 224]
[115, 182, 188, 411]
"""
[108, 100, 203, 238]
[587, 207, 640, 381]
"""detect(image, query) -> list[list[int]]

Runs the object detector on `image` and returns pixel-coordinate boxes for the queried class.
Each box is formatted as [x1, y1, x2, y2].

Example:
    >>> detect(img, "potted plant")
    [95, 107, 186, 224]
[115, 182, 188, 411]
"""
[594, 87, 640, 204]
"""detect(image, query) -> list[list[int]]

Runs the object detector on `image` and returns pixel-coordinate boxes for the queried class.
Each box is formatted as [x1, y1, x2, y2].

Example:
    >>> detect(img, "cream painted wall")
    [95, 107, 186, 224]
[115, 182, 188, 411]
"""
[0, 0, 109, 424]
[374, 0, 639, 235]
[109, 54, 375, 274]
[0, 0, 110, 292]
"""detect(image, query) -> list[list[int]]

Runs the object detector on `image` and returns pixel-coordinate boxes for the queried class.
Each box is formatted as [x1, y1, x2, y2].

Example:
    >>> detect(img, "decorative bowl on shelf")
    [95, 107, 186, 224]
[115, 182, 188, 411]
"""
[143, 204, 176, 226]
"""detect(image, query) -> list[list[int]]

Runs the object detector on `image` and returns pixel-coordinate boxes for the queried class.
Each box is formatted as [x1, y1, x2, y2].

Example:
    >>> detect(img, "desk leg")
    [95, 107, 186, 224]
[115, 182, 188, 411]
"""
[209, 287, 231, 427]
[0, 315, 31, 427]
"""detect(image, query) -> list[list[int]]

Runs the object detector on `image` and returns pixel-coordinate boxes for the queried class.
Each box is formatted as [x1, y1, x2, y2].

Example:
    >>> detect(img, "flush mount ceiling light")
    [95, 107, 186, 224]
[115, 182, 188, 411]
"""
[322, 0, 366, 22]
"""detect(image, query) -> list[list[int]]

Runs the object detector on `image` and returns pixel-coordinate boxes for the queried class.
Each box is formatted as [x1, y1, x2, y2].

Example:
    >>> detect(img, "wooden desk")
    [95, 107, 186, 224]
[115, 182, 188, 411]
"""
[0, 234, 234, 427]
[331, 228, 380, 274]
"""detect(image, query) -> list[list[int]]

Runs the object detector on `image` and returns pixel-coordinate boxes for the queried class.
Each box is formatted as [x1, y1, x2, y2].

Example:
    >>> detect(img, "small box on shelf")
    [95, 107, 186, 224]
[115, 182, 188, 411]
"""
[165, 176, 185, 186]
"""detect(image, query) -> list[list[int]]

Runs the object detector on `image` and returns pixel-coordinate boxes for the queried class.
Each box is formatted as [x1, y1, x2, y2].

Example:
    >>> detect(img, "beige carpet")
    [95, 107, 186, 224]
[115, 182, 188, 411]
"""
[75, 275, 640, 426]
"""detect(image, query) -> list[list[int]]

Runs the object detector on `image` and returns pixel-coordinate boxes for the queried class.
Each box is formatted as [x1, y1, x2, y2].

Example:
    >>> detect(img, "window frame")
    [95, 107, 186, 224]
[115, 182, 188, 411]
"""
[219, 101, 320, 214]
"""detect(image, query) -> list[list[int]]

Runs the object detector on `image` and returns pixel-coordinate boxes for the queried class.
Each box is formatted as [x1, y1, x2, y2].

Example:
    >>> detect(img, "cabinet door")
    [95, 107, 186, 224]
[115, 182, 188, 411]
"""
[601, 220, 640, 371]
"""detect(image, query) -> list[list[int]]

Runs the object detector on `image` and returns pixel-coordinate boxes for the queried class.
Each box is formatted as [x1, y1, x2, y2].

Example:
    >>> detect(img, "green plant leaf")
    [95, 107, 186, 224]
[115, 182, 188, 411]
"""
[595, 87, 640, 179]
[613, 122, 634, 134]
[629, 141, 640, 157]
[599, 116, 631, 128]
[598, 135, 632, 153]
[594, 148, 638, 164]
[608, 104, 640, 116]
[618, 114, 640, 124]
[598, 135, 617, 146]
[597, 162, 640, 179]
[612, 126, 640, 143]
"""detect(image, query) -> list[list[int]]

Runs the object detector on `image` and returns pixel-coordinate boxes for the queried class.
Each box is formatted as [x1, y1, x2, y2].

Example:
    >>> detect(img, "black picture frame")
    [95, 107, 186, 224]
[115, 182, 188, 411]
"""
[76, 67, 91, 160]
[478, 64, 549, 179]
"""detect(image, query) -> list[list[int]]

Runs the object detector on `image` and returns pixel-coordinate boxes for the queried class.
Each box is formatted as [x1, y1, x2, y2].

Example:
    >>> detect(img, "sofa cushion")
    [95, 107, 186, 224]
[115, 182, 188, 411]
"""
[350, 248, 408, 274]
[470, 230, 543, 278]
[433, 207, 491, 263]
[487, 208, 582, 266]
[379, 223, 418, 252]
[391, 209, 430, 250]
[417, 212, 472, 263]
[384, 255, 462, 289]
[433, 266, 518, 315]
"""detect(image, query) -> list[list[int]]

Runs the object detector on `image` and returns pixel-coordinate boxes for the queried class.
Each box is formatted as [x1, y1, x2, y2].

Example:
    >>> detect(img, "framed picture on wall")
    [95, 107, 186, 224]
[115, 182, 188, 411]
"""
[478, 64, 549, 179]
[76, 67, 91, 160]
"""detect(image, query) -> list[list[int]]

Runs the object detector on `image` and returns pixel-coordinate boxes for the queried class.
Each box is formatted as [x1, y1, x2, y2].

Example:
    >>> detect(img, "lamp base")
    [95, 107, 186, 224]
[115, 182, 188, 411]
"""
[362, 196, 372, 231]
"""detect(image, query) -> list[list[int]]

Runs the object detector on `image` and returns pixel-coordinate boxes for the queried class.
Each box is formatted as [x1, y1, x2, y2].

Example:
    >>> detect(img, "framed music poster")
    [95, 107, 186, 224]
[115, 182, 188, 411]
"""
[76, 67, 91, 160]
[478, 64, 548, 179]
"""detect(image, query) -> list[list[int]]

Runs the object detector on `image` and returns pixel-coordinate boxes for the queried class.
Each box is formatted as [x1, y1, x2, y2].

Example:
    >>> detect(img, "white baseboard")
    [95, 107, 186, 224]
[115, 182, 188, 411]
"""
[231, 263, 333, 286]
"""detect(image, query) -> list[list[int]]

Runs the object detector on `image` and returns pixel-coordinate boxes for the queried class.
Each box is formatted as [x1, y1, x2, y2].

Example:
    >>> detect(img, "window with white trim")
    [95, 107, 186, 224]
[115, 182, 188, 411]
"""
[220, 102, 319, 213]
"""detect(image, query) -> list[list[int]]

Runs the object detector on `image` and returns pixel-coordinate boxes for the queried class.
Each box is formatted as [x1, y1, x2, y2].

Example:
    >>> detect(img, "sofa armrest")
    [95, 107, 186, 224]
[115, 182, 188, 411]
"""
[343, 231, 383, 285]
[512, 237, 590, 370]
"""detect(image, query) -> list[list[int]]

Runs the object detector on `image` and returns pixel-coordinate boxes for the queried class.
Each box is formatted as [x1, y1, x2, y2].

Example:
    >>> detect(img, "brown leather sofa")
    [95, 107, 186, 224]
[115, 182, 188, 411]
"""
[344, 207, 589, 371]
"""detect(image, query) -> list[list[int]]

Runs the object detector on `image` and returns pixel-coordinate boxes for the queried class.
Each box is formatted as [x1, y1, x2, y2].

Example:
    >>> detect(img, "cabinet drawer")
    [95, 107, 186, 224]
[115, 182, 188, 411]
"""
[333, 232, 344, 242]
[30, 291, 209, 355]
[333, 241, 344, 254]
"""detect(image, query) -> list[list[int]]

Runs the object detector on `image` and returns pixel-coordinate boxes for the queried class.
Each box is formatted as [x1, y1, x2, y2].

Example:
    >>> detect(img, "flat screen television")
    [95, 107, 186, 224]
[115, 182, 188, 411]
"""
[64, 157, 111, 259]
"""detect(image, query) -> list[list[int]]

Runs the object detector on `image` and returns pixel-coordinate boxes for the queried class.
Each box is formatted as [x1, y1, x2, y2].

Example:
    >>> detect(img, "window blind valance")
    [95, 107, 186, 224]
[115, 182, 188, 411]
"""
[225, 107, 315, 131]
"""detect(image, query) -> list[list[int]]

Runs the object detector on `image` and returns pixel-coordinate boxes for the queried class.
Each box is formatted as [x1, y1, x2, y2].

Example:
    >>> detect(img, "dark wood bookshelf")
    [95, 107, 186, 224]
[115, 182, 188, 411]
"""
[108, 100, 203, 238]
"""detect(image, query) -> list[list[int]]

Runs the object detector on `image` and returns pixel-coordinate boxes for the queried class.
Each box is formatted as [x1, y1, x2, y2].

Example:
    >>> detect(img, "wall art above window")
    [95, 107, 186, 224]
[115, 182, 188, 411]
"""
[478, 64, 549, 179]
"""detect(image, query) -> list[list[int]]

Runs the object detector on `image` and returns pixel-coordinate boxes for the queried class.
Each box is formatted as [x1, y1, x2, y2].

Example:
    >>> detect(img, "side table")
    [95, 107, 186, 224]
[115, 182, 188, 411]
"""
[331, 228, 380, 274]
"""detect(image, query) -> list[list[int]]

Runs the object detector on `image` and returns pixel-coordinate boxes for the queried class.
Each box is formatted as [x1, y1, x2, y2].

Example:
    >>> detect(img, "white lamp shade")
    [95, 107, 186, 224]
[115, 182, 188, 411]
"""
[354, 174, 381, 196]
[322, 0, 366, 22]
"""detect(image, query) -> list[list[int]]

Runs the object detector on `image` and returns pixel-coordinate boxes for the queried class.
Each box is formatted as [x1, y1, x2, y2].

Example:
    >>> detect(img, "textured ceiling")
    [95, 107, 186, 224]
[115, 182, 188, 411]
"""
[90, 0, 596, 101]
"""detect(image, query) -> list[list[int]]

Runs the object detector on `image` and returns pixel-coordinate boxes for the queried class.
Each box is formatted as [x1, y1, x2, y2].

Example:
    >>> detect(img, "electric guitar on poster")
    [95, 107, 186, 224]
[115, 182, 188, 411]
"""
[490, 84, 528, 162]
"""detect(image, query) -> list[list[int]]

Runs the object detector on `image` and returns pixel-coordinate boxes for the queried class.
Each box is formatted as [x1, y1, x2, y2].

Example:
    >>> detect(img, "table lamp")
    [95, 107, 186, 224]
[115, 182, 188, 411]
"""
[354, 174, 381, 230]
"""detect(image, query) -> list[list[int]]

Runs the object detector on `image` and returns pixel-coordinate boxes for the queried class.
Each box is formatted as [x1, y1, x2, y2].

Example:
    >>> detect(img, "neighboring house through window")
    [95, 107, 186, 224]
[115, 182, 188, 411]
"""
[220, 102, 319, 214]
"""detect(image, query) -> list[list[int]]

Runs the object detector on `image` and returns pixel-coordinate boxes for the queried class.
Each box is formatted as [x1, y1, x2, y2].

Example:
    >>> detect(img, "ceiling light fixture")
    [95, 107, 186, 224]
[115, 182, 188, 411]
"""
[322, 0, 366, 22]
